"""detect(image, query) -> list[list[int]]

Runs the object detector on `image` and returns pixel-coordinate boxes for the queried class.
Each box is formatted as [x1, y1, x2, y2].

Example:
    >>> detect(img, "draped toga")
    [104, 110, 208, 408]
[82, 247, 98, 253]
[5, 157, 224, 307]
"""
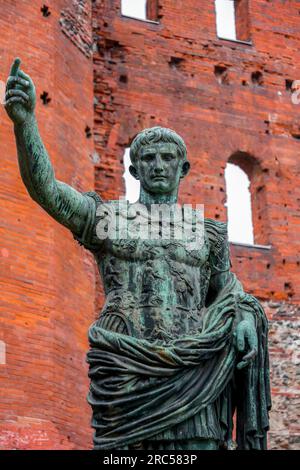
[72, 191, 271, 450]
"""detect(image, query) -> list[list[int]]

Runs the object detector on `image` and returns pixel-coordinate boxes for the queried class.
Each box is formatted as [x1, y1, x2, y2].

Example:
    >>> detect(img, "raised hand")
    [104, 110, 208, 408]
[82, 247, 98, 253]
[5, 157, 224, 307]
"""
[4, 58, 36, 125]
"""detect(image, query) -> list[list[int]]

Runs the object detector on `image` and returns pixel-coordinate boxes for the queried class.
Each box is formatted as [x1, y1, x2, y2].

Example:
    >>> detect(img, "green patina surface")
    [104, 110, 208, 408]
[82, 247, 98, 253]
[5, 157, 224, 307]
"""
[5, 58, 271, 450]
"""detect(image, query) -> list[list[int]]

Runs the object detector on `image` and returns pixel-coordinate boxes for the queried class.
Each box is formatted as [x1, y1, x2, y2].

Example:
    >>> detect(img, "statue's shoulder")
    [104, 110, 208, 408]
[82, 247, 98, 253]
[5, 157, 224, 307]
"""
[204, 218, 228, 236]
[72, 192, 125, 251]
[83, 192, 122, 213]
[82, 191, 103, 206]
[204, 218, 228, 251]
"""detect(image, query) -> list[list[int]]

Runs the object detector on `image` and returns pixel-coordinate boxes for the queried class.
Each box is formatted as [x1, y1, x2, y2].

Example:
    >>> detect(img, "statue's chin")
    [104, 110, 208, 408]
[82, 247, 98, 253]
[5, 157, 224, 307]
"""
[145, 182, 175, 194]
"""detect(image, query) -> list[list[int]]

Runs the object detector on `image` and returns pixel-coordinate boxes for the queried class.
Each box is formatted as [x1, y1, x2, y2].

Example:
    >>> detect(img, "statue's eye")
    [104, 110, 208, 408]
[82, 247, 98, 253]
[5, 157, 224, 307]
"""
[162, 154, 174, 161]
[142, 153, 155, 161]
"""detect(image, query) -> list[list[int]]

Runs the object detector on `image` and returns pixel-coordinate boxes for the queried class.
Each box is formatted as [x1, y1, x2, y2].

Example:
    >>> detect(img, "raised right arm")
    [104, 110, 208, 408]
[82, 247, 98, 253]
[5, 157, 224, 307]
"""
[4, 58, 89, 235]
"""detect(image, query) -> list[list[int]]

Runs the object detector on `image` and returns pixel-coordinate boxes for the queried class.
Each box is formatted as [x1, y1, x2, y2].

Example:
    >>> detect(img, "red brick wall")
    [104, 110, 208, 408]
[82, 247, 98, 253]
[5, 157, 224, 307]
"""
[93, 0, 300, 305]
[0, 0, 95, 449]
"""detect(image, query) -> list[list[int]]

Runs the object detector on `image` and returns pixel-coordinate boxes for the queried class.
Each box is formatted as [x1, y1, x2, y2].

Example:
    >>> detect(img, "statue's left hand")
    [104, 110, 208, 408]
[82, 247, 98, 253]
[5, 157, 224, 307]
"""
[234, 319, 258, 370]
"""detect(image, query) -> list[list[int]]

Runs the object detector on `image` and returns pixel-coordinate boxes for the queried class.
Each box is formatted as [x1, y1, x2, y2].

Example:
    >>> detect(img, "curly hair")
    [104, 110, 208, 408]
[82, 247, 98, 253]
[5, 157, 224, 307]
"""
[129, 126, 187, 164]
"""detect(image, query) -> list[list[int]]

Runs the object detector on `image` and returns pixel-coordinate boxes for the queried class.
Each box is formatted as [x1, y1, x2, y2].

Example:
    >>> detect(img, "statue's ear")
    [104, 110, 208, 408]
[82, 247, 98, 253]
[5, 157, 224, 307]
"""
[180, 161, 190, 179]
[129, 165, 140, 180]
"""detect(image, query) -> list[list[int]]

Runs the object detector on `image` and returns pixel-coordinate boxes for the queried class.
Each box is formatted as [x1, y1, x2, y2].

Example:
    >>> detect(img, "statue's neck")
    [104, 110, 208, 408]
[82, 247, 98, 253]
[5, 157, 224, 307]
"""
[138, 187, 178, 207]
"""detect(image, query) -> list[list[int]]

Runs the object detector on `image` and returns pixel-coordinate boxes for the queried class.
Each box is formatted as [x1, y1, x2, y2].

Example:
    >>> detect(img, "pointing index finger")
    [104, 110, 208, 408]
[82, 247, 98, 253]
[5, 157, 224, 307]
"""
[10, 58, 21, 77]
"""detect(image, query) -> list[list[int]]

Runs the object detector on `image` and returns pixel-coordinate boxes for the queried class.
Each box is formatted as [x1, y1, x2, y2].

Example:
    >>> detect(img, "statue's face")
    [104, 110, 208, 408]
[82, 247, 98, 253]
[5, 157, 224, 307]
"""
[130, 142, 189, 194]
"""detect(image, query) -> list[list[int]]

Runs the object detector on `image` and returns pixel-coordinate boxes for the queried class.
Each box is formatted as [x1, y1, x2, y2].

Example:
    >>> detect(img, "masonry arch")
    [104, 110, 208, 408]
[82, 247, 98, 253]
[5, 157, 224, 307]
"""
[225, 151, 269, 245]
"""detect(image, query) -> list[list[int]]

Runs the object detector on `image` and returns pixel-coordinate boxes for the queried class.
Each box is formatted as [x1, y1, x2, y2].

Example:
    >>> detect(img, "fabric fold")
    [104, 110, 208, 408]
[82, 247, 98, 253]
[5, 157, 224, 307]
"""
[87, 273, 271, 450]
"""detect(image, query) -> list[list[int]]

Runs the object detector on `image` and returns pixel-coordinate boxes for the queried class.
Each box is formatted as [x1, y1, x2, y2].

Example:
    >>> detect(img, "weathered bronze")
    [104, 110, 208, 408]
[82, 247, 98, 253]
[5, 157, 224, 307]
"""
[5, 58, 271, 450]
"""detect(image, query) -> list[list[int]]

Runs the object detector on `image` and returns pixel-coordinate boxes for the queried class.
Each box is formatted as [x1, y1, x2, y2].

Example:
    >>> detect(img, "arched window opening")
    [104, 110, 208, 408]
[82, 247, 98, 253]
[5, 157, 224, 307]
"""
[121, 0, 158, 22]
[225, 152, 269, 246]
[225, 163, 254, 244]
[123, 148, 140, 203]
[215, 0, 251, 43]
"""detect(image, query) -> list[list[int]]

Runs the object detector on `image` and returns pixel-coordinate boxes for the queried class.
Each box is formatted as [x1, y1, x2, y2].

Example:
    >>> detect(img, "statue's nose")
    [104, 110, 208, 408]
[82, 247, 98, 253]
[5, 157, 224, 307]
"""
[154, 166, 163, 174]
[154, 155, 164, 172]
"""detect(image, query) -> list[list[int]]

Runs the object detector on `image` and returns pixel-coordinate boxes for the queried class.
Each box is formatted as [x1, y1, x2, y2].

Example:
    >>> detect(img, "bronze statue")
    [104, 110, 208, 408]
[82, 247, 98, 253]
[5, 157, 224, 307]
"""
[5, 58, 271, 450]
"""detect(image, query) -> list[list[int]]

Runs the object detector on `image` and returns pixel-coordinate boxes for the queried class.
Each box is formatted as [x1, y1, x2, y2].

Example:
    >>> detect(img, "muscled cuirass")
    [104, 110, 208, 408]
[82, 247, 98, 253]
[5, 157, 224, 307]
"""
[92, 201, 212, 342]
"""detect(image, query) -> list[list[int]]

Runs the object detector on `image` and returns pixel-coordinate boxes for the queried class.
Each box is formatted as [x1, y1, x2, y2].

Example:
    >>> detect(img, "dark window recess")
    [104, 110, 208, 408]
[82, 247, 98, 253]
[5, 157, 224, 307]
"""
[169, 57, 184, 70]
[85, 126, 92, 138]
[119, 74, 128, 83]
[285, 79, 294, 91]
[251, 71, 264, 86]
[214, 65, 230, 85]
[40, 91, 51, 105]
[41, 5, 51, 17]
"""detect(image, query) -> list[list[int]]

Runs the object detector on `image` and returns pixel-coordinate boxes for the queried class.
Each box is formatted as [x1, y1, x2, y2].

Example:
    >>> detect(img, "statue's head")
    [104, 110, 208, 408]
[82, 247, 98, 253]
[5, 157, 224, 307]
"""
[129, 126, 190, 195]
